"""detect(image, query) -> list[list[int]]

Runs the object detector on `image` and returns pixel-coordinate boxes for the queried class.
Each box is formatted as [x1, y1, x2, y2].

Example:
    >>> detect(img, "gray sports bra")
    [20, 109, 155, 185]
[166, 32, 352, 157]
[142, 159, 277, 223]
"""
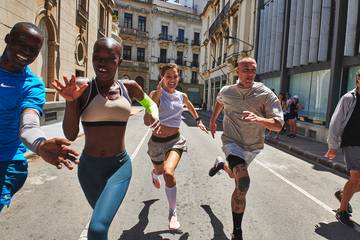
[80, 79, 132, 126]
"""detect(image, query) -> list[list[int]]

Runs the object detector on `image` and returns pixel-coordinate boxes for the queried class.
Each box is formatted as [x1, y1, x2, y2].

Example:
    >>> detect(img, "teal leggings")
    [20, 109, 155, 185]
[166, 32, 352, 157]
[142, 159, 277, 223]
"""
[78, 151, 132, 240]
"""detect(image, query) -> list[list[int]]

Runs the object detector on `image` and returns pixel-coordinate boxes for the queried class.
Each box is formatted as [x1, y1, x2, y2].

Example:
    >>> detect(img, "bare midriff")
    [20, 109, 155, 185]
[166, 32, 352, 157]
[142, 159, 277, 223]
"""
[83, 125, 126, 157]
[152, 124, 179, 138]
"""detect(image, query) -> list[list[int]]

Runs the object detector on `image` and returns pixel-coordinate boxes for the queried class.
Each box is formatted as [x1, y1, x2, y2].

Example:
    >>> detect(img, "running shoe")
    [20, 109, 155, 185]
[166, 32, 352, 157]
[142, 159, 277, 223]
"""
[209, 156, 225, 177]
[168, 210, 180, 230]
[151, 169, 161, 189]
[336, 209, 355, 228]
[231, 233, 243, 240]
[335, 190, 353, 213]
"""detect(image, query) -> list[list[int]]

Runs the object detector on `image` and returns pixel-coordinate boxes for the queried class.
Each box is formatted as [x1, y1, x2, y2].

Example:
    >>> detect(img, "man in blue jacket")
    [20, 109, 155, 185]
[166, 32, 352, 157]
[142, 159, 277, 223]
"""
[0, 22, 79, 212]
[326, 69, 360, 227]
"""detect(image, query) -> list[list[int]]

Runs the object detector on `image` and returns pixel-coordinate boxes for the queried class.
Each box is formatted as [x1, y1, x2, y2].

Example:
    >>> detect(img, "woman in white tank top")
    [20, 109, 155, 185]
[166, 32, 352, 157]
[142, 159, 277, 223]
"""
[144, 63, 208, 230]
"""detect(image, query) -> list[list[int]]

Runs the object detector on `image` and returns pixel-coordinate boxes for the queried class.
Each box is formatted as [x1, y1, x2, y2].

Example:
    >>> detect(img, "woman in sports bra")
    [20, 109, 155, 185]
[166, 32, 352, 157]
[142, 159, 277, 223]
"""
[51, 38, 158, 240]
[144, 63, 208, 230]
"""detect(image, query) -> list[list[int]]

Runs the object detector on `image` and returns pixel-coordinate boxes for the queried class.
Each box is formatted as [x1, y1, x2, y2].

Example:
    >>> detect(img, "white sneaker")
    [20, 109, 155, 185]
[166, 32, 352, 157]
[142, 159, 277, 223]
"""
[151, 169, 161, 189]
[168, 210, 180, 230]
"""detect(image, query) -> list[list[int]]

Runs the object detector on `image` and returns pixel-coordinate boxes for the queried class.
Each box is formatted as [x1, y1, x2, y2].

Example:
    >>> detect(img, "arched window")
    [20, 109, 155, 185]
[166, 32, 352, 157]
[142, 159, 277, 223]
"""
[38, 19, 49, 86]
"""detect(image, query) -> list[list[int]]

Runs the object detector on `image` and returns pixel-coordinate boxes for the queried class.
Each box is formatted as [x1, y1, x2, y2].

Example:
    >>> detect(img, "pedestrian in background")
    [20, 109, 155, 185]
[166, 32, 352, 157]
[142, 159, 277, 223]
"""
[287, 95, 303, 138]
[325, 69, 360, 228]
[0, 22, 79, 212]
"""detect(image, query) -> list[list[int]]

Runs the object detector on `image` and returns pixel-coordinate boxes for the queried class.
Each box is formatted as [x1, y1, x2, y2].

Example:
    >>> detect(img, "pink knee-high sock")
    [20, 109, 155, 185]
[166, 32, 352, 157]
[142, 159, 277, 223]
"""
[165, 185, 177, 212]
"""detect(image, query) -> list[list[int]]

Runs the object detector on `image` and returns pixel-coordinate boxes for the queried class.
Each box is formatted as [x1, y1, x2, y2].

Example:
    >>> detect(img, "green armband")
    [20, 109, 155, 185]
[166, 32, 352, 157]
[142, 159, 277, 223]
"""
[138, 94, 159, 120]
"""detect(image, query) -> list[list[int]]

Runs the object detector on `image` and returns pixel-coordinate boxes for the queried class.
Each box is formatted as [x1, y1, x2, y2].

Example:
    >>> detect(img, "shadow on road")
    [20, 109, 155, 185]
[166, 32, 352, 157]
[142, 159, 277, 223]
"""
[201, 204, 229, 240]
[315, 221, 360, 240]
[118, 199, 189, 240]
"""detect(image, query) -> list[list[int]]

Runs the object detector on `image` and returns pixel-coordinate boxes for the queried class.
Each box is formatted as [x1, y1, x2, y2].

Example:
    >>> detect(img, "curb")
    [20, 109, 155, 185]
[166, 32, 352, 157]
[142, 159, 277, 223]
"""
[265, 138, 348, 175]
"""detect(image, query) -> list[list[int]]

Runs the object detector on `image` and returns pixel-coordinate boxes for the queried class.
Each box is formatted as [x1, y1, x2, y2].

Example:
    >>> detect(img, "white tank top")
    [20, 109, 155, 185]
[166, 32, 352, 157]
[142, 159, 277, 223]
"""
[159, 89, 183, 128]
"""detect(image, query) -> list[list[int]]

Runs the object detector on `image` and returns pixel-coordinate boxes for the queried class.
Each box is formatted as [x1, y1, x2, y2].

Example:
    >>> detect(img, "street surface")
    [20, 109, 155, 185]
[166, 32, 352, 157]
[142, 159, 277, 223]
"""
[1, 110, 360, 240]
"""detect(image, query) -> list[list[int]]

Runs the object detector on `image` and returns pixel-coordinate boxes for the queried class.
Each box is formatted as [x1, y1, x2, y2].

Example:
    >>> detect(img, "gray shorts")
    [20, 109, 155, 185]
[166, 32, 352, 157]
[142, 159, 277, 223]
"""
[222, 143, 260, 166]
[343, 146, 360, 171]
[147, 133, 187, 163]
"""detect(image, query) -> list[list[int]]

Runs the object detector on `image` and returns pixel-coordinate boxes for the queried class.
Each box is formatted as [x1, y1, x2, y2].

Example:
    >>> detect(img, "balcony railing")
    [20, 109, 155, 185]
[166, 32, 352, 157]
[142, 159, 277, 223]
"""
[191, 78, 198, 84]
[175, 37, 188, 44]
[159, 33, 173, 41]
[176, 59, 184, 65]
[209, 1, 230, 36]
[192, 61, 199, 67]
[192, 39, 200, 46]
[77, 3, 89, 20]
[98, 27, 106, 39]
[119, 26, 149, 38]
[158, 57, 170, 63]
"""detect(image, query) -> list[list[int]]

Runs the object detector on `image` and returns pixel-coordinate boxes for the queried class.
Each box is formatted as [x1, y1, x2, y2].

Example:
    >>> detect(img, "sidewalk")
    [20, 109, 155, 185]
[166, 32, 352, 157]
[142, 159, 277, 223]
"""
[198, 110, 348, 175]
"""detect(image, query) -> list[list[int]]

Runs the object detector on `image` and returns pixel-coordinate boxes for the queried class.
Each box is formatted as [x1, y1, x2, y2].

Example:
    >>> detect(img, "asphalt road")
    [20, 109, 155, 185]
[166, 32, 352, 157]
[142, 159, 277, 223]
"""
[1, 110, 360, 240]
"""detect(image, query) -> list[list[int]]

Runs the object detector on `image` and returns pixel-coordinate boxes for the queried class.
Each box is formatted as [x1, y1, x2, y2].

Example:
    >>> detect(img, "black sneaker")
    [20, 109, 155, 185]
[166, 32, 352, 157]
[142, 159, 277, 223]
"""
[209, 157, 224, 177]
[231, 233, 243, 240]
[336, 210, 355, 228]
[335, 190, 353, 213]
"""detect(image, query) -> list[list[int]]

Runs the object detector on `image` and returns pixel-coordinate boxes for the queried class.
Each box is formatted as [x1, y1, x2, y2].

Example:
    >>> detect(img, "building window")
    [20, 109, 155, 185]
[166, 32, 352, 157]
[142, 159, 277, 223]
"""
[137, 48, 145, 62]
[160, 49, 167, 63]
[161, 25, 168, 37]
[98, 4, 106, 37]
[178, 29, 185, 42]
[176, 51, 183, 65]
[179, 70, 183, 81]
[191, 71, 198, 84]
[289, 70, 331, 124]
[232, 16, 238, 44]
[138, 16, 146, 32]
[123, 45, 131, 60]
[79, 0, 87, 11]
[193, 32, 200, 45]
[124, 13, 133, 28]
[192, 54, 199, 67]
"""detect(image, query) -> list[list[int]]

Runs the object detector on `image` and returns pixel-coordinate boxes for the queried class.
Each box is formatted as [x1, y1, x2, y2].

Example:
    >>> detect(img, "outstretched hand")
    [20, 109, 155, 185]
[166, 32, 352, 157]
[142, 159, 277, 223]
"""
[37, 138, 79, 170]
[51, 75, 88, 101]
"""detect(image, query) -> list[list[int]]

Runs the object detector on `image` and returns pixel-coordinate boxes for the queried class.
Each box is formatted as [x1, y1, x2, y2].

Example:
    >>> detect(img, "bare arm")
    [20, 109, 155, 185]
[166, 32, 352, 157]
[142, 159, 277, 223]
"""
[209, 101, 224, 138]
[63, 100, 81, 141]
[183, 93, 208, 134]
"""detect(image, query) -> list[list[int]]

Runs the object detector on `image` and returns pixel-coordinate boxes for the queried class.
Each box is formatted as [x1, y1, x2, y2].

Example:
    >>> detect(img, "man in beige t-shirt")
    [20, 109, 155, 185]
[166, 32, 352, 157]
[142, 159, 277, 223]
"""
[208, 57, 284, 240]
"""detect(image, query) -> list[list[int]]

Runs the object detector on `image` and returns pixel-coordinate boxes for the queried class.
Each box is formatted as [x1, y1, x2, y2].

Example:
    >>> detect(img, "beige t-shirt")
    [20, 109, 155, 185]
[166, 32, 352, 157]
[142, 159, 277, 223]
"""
[217, 82, 284, 151]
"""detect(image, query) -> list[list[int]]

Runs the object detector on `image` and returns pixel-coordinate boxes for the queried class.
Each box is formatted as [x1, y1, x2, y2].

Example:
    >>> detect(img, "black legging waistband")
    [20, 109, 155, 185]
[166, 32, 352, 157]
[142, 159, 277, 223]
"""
[151, 132, 180, 143]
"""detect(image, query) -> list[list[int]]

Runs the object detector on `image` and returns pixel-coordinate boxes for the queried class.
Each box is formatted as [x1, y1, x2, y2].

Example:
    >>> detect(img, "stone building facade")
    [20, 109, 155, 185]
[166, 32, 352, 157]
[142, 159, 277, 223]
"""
[0, 0, 118, 124]
[200, 0, 257, 110]
[113, 0, 203, 105]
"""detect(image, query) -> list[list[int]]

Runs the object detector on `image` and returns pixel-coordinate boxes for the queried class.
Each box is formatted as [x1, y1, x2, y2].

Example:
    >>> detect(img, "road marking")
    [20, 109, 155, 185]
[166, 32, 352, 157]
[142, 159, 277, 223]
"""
[255, 160, 360, 232]
[255, 159, 335, 214]
[78, 129, 151, 240]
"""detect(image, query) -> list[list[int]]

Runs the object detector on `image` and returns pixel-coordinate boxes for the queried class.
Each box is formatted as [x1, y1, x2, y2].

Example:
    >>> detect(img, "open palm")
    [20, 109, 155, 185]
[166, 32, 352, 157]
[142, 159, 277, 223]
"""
[51, 75, 88, 101]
